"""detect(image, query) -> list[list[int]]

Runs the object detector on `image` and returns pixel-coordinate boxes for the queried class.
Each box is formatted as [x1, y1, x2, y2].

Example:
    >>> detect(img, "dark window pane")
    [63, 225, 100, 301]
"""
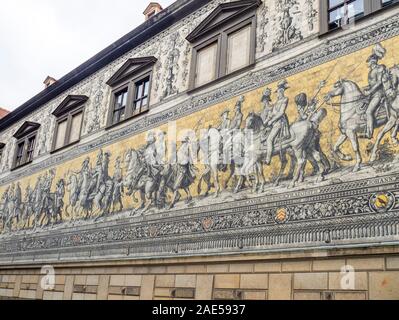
[16, 142, 25, 166]
[133, 77, 150, 115]
[26, 137, 36, 162]
[112, 88, 128, 124]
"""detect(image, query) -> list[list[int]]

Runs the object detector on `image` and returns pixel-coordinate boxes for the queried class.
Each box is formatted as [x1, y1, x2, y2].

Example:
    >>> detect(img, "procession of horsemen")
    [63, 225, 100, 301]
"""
[1, 43, 399, 233]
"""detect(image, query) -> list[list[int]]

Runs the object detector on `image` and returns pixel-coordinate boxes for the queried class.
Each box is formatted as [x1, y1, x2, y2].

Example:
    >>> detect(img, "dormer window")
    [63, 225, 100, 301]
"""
[12, 121, 40, 170]
[51, 95, 88, 152]
[187, 0, 260, 90]
[106, 56, 157, 128]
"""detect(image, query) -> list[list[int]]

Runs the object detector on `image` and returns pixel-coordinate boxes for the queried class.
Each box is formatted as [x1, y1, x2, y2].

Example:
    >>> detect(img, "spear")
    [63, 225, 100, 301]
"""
[305, 61, 339, 114]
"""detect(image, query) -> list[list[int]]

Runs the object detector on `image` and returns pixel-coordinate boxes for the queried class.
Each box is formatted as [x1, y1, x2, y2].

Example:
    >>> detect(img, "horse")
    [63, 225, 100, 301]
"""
[197, 127, 245, 197]
[370, 65, 399, 161]
[325, 79, 388, 171]
[237, 110, 328, 190]
[123, 148, 160, 215]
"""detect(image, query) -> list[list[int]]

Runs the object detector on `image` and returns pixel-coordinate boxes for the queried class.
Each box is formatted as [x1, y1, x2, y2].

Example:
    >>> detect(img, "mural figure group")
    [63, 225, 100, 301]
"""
[1, 43, 399, 233]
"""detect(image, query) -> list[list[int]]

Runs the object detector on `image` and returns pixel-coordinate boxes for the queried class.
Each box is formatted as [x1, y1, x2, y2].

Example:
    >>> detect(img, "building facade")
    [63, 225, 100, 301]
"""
[1, 0, 399, 300]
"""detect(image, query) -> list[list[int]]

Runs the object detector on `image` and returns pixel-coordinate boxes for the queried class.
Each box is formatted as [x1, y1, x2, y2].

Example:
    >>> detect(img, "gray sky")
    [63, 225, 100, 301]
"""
[0, 0, 175, 111]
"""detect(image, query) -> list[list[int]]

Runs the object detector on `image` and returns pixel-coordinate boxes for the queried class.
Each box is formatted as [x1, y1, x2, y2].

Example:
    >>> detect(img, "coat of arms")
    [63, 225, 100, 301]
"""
[202, 217, 214, 231]
[275, 207, 290, 224]
[369, 192, 395, 213]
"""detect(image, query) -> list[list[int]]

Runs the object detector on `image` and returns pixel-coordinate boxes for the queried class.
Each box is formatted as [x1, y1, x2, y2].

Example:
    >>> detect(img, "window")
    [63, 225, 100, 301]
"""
[12, 121, 40, 170]
[106, 57, 157, 127]
[0, 143, 5, 166]
[111, 88, 128, 125]
[195, 42, 218, 87]
[133, 76, 150, 116]
[187, 0, 260, 89]
[320, 0, 399, 33]
[51, 95, 88, 152]
[227, 24, 252, 74]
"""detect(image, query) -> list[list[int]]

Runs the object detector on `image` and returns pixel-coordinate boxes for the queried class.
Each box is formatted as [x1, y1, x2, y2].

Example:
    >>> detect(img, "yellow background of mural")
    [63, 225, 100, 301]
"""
[2, 36, 399, 231]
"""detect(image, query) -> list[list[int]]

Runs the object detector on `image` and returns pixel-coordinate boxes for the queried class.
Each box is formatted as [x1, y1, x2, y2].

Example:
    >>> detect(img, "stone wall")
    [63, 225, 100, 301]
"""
[1, 246, 399, 300]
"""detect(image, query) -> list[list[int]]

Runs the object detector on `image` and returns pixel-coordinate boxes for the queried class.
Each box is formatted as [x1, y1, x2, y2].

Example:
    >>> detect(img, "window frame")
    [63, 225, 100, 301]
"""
[132, 74, 151, 116]
[188, 13, 257, 91]
[106, 66, 153, 129]
[320, 0, 399, 34]
[109, 84, 131, 127]
[52, 106, 85, 153]
[12, 131, 38, 170]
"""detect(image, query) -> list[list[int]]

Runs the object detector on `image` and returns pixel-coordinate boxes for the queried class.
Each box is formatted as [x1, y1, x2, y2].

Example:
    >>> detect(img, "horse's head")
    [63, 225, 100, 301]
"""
[246, 112, 263, 132]
[325, 79, 345, 100]
[124, 148, 140, 169]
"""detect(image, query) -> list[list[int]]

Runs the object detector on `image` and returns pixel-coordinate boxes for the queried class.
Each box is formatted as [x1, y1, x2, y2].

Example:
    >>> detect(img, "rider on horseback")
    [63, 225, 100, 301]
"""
[139, 132, 162, 179]
[263, 79, 291, 165]
[364, 44, 388, 139]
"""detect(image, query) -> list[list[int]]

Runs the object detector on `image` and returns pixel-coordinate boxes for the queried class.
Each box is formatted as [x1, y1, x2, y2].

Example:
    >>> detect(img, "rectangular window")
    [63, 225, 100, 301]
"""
[15, 142, 25, 167]
[69, 112, 83, 144]
[195, 42, 218, 87]
[227, 25, 252, 74]
[106, 57, 156, 128]
[133, 77, 150, 115]
[55, 120, 68, 150]
[112, 88, 128, 125]
[26, 136, 36, 163]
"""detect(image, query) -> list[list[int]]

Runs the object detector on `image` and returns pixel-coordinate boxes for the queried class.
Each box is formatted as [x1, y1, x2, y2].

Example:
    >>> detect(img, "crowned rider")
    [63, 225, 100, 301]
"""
[264, 79, 290, 165]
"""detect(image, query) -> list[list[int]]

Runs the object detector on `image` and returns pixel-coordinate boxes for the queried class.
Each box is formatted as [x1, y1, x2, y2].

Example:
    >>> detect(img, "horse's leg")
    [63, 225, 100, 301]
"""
[212, 166, 220, 198]
[224, 164, 235, 189]
[289, 149, 306, 189]
[185, 188, 193, 203]
[346, 129, 362, 172]
[371, 115, 397, 162]
[142, 181, 156, 214]
[312, 150, 326, 183]
[234, 175, 244, 194]
[391, 121, 399, 144]
[257, 160, 266, 193]
[307, 153, 320, 176]
[287, 150, 296, 180]
[168, 190, 181, 209]
[334, 134, 352, 161]
[274, 152, 288, 187]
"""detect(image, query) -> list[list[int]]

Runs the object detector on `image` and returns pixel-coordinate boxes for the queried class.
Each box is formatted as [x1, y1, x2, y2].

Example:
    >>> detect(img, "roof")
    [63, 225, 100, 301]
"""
[0, 0, 212, 133]
[0, 108, 10, 120]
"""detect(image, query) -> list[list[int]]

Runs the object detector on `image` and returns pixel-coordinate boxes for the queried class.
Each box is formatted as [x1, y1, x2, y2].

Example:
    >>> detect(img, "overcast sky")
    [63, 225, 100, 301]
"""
[0, 0, 175, 111]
